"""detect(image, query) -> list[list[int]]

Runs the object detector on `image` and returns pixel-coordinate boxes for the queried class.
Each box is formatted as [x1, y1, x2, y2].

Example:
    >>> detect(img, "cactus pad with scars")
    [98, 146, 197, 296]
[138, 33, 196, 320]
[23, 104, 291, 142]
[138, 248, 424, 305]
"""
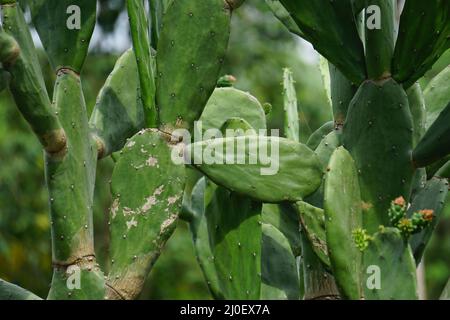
[413, 102, 450, 167]
[261, 223, 300, 300]
[156, 0, 231, 130]
[343, 79, 414, 233]
[186, 136, 323, 203]
[392, 0, 450, 88]
[296, 201, 329, 267]
[408, 177, 449, 262]
[362, 228, 418, 300]
[30, 0, 96, 72]
[206, 185, 262, 299]
[324, 147, 363, 300]
[89, 48, 144, 158]
[279, 0, 366, 84]
[107, 129, 185, 299]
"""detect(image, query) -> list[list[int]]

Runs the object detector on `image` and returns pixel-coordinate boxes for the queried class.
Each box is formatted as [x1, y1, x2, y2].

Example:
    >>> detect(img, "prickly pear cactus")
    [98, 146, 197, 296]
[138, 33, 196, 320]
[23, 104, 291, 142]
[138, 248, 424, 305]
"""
[1, 0, 449, 302]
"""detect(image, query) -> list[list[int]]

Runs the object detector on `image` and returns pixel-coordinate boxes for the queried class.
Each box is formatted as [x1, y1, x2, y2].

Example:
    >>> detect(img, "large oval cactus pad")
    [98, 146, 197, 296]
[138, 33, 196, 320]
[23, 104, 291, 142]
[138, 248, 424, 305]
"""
[186, 136, 323, 203]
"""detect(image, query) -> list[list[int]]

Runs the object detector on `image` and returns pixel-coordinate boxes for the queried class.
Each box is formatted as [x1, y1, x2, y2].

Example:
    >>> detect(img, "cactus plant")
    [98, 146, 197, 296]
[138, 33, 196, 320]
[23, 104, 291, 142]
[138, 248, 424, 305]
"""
[1, 0, 449, 301]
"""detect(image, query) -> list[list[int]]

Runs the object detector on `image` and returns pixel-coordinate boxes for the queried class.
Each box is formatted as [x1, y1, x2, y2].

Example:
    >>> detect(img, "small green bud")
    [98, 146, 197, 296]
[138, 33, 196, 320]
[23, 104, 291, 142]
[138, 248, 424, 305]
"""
[352, 228, 372, 251]
[217, 75, 237, 88]
[262, 103, 272, 115]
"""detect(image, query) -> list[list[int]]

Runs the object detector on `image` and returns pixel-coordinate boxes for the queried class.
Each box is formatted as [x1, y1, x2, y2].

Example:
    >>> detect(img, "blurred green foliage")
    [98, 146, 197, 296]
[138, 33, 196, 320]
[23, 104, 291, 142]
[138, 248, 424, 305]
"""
[0, 0, 448, 300]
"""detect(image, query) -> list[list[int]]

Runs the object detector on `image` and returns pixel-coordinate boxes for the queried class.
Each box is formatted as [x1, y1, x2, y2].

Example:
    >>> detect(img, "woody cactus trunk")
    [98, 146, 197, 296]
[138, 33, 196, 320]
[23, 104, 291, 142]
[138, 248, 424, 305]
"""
[0, 0, 449, 300]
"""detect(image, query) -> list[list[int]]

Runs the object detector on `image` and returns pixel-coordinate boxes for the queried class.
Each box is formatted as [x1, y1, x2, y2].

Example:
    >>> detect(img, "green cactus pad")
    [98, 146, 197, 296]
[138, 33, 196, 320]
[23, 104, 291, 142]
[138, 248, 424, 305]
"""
[0, 279, 41, 300]
[362, 228, 418, 300]
[186, 177, 223, 299]
[364, 0, 396, 80]
[262, 203, 301, 257]
[306, 121, 334, 150]
[45, 69, 103, 298]
[304, 130, 341, 208]
[186, 136, 323, 203]
[296, 201, 329, 267]
[407, 83, 426, 147]
[436, 160, 450, 179]
[282, 68, 299, 142]
[126, 0, 157, 127]
[47, 265, 105, 300]
[329, 63, 358, 125]
[265, 0, 303, 37]
[156, 0, 231, 130]
[408, 177, 449, 262]
[199, 87, 267, 133]
[260, 223, 300, 300]
[392, 0, 450, 88]
[343, 79, 414, 233]
[206, 186, 262, 299]
[89, 48, 145, 158]
[279, 0, 366, 84]
[30, 0, 97, 72]
[413, 101, 450, 167]
[1, 3, 65, 153]
[45, 70, 96, 264]
[324, 147, 363, 300]
[424, 65, 450, 129]
[318, 56, 332, 108]
[107, 129, 185, 299]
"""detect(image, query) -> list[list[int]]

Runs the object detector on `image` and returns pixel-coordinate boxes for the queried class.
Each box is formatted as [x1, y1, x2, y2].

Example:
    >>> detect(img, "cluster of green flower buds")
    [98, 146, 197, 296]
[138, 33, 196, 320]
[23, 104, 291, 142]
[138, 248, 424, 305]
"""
[352, 228, 372, 252]
[388, 197, 434, 237]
